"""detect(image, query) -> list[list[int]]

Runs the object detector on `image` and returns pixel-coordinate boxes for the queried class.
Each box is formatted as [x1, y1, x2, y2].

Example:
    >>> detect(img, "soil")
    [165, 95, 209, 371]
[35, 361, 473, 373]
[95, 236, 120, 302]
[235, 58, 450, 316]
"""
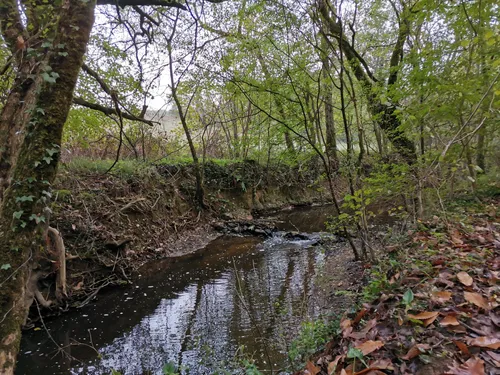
[313, 240, 365, 317]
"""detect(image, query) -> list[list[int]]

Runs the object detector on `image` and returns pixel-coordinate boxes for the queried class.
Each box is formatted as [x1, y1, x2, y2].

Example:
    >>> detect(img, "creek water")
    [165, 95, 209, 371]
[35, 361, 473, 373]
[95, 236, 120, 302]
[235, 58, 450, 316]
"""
[16, 205, 338, 375]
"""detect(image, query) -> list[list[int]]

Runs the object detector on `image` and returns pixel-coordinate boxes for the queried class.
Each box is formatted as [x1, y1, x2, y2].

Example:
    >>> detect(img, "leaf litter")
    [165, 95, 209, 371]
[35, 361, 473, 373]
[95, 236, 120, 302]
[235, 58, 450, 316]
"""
[298, 198, 499, 375]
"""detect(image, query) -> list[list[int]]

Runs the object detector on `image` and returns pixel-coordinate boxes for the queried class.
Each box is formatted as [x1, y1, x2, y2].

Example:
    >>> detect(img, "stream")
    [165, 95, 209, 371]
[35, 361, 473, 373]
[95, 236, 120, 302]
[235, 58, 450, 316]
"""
[16, 205, 339, 375]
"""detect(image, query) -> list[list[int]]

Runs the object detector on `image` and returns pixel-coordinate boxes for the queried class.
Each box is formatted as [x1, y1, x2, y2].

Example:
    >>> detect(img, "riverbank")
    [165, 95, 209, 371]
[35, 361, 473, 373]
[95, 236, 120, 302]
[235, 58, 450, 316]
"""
[297, 194, 500, 375]
[17, 204, 361, 374]
[31, 158, 338, 319]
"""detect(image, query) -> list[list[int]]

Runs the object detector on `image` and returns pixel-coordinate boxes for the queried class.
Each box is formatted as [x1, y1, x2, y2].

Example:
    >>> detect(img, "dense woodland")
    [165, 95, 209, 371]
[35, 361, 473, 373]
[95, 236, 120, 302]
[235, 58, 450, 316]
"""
[0, 0, 499, 374]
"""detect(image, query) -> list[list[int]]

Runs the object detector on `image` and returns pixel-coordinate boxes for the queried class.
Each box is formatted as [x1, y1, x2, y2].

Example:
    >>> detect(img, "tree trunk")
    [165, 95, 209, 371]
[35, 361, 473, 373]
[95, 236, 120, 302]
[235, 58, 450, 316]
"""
[167, 28, 205, 209]
[317, 0, 416, 163]
[256, 52, 295, 152]
[0, 2, 96, 373]
[319, 34, 339, 169]
[476, 127, 486, 173]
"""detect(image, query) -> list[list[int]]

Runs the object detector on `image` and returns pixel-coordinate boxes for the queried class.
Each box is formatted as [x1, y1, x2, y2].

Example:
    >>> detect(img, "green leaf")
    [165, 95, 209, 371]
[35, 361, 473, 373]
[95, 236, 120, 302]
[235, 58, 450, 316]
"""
[347, 347, 364, 360]
[403, 289, 414, 306]
[1, 264, 11, 271]
[162, 362, 178, 375]
[29, 214, 46, 224]
[42, 72, 56, 83]
[15, 195, 34, 203]
[46, 148, 59, 156]
[13, 210, 24, 219]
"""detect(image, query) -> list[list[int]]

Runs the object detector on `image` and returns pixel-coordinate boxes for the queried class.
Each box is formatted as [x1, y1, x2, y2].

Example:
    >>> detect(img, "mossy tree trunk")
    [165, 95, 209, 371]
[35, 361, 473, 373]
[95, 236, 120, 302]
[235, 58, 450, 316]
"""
[0, 1, 96, 373]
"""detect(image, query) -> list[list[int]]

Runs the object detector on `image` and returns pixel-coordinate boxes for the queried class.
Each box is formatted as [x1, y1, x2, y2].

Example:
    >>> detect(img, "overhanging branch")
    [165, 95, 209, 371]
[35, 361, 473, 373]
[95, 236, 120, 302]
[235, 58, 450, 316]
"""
[73, 97, 157, 126]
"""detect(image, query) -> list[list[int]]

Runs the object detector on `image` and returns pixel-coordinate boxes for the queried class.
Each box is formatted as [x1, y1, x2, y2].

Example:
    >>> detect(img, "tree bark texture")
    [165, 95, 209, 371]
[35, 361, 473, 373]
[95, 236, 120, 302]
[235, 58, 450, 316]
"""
[0, 1, 96, 373]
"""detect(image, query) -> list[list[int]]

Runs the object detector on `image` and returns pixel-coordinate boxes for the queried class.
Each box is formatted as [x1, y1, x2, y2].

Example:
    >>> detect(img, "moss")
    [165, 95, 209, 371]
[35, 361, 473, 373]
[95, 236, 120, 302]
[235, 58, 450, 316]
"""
[79, 191, 96, 200]
[54, 189, 72, 201]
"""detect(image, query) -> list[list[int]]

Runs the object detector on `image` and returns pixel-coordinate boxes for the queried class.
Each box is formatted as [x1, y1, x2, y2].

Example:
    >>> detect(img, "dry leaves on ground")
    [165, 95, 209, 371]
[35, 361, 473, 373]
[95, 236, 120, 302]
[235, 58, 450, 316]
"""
[296, 198, 500, 375]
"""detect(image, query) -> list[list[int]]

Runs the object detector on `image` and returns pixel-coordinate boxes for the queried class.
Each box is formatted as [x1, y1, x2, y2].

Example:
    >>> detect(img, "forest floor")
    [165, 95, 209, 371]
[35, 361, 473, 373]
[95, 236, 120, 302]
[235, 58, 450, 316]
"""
[297, 195, 500, 375]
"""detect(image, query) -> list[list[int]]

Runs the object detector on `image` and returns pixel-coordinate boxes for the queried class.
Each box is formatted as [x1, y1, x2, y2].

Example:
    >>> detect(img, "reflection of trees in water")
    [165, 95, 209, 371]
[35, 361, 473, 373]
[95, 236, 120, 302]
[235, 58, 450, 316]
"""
[227, 244, 321, 371]
[61, 241, 324, 374]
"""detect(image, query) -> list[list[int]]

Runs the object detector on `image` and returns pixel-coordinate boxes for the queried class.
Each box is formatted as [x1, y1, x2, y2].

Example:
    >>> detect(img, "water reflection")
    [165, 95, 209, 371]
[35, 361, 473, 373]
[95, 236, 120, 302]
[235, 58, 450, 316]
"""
[18, 222, 328, 375]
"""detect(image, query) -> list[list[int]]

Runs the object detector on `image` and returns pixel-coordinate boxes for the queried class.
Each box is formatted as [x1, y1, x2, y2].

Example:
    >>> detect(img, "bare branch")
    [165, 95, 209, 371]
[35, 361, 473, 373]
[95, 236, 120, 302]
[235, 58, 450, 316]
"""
[73, 97, 158, 126]
[96, 0, 187, 10]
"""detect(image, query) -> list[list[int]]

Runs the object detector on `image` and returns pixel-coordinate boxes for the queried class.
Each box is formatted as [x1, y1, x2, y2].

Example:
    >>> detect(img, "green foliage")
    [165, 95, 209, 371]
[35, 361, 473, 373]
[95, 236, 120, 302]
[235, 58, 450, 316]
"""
[403, 289, 414, 311]
[347, 347, 368, 369]
[288, 318, 339, 369]
[63, 158, 159, 179]
[362, 267, 390, 302]
[162, 362, 179, 375]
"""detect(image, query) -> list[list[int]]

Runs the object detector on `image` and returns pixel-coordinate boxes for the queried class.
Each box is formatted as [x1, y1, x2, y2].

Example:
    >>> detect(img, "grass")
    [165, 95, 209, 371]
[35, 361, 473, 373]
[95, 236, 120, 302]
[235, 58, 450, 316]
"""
[62, 158, 159, 179]
[63, 156, 248, 176]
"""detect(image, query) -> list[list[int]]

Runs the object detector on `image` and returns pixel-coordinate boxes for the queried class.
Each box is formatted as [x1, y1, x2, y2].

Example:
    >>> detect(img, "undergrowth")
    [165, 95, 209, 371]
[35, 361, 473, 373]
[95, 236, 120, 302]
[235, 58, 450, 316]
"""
[288, 318, 340, 371]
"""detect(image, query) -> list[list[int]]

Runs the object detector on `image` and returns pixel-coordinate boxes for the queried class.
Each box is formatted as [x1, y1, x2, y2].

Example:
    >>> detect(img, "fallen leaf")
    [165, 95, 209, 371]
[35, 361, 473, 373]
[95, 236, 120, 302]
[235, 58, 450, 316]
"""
[431, 291, 452, 303]
[368, 358, 393, 370]
[464, 292, 490, 310]
[446, 357, 485, 375]
[440, 315, 460, 326]
[355, 340, 384, 356]
[448, 324, 468, 334]
[354, 369, 386, 375]
[401, 343, 430, 360]
[348, 319, 378, 339]
[341, 318, 352, 330]
[454, 341, 470, 356]
[408, 311, 439, 320]
[468, 336, 500, 350]
[327, 355, 343, 375]
[435, 277, 455, 288]
[451, 231, 464, 245]
[423, 313, 439, 327]
[305, 361, 320, 375]
[457, 271, 474, 286]
[352, 308, 367, 325]
[398, 315, 403, 326]
[341, 318, 353, 338]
